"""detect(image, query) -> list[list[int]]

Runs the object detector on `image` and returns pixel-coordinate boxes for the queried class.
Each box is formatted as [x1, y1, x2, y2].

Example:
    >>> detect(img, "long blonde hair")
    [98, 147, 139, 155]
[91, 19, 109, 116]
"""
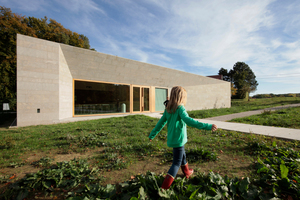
[166, 86, 187, 113]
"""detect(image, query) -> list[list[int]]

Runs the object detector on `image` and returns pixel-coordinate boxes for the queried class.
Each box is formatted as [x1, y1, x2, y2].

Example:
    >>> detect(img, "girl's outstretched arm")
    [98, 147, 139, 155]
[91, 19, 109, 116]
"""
[148, 110, 167, 140]
[178, 105, 213, 130]
[211, 124, 218, 131]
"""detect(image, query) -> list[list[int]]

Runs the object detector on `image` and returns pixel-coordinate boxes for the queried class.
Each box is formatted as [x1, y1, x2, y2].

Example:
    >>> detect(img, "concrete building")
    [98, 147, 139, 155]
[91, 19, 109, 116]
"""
[17, 34, 230, 127]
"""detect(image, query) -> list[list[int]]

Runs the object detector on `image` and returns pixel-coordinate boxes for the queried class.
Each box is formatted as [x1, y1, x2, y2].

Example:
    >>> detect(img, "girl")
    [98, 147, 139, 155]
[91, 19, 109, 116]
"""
[149, 86, 218, 189]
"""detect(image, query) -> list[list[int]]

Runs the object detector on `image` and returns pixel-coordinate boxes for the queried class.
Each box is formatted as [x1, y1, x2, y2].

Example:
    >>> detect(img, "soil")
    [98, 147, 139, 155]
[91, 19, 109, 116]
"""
[0, 149, 252, 183]
[0, 149, 101, 184]
[0, 148, 253, 199]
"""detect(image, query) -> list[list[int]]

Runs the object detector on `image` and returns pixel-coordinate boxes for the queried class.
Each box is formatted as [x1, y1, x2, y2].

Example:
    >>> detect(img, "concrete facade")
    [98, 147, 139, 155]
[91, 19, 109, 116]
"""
[17, 34, 230, 127]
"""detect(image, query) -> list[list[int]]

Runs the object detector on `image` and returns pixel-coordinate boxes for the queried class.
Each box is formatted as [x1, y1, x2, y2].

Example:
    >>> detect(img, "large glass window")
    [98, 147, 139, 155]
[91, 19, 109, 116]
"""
[155, 88, 168, 111]
[74, 80, 130, 115]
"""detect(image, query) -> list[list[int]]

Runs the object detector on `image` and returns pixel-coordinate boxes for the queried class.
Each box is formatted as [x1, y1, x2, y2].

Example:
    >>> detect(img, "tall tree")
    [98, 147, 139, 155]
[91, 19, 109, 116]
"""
[0, 6, 93, 110]
[218, 67, 234, 82]
[0, 6, 36, 108]
[232, 62, 258, 99]
[218, 68, 235, 95]
[218, 62, 258, 99]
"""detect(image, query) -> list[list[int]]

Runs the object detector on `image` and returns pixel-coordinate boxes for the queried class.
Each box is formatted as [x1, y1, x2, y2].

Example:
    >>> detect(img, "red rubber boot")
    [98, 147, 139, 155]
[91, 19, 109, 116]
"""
[161, 174, 174, 189]
[181, 163, 193, 178]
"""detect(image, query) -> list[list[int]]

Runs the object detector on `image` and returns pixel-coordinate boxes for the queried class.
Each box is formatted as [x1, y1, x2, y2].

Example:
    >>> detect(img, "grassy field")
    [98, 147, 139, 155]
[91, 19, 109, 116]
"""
[188, 96, 300, 119]
[0, 116, 299, 199]
[229, 107, 300, 129]
[0, 97, 299, 199]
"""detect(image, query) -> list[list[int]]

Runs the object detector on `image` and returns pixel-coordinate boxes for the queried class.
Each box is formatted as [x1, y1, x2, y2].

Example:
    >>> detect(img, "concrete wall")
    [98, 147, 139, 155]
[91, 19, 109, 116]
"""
[17, 34, 230, 127]
[17, 35, 60, 127]
[58, 47, 73, 120]
[60, 44, 225, 87]
[185, 83, 231, 110]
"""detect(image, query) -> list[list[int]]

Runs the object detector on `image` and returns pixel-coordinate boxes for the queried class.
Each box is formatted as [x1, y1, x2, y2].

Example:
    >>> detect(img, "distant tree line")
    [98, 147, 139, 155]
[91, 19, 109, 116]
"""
[218, 62, 258, 100]
[252, 93, 300, 98]
[0, 6, 94, 111]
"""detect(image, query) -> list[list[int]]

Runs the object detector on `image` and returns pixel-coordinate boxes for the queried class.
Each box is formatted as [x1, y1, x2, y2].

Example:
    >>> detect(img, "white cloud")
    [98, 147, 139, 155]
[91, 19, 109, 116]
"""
[94, 0, 274, 71]
[150, 0, 275, 67]
[54, 0, 105, 14]
[271, 39, 282, 49]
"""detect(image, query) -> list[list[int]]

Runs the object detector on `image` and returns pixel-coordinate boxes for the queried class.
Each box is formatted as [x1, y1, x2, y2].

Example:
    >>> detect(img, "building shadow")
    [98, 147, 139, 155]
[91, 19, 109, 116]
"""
[0, 112, 16, 128]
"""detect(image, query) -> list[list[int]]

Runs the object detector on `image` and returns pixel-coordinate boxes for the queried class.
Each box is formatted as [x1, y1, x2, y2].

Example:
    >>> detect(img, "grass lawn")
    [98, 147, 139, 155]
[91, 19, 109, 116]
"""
[0, 97, 300, 199]
[188, 96, 300, 119]
[229, 107, 300, 129]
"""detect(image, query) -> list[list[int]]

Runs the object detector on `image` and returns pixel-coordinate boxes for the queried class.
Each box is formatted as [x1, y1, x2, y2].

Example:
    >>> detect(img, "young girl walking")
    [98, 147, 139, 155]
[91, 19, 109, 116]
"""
[149, 86, 218, 189]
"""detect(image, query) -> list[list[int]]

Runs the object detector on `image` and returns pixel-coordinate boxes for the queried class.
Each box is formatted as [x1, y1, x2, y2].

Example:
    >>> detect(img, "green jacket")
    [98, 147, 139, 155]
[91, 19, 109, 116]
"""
[149, 105, 212, 148]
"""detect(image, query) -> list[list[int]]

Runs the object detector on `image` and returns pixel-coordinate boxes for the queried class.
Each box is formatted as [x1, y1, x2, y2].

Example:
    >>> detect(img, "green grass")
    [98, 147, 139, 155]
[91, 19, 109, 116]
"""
[1, 114, 300, 199]
[229, 107, 300, 129]
[188, 97, 300, 119]
[1, 97, 300, 199]
[0, 115, 157, 166]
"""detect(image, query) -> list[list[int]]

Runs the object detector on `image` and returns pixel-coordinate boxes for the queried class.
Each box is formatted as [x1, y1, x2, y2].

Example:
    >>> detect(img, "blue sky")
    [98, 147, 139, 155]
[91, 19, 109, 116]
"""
[1, 0, 300, 95]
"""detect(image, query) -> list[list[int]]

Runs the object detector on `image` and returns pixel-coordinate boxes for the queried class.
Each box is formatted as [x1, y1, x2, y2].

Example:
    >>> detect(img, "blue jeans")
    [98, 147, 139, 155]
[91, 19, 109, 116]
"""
[167, 146, 187, 177]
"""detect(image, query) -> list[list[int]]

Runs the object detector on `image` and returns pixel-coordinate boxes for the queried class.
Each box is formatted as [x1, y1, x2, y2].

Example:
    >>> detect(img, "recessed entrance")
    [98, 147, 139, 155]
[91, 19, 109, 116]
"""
[133, 86, 150, 112]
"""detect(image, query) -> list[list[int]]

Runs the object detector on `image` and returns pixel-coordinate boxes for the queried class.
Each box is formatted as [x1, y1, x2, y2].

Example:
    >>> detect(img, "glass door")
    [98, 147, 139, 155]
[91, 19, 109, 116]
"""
[143, 88, 149, 111]
[132, 86, 150, 112]
[133, 87, 141, 112]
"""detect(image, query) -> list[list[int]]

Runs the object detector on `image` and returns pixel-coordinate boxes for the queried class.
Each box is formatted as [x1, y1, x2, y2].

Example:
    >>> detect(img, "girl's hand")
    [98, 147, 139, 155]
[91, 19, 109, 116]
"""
[211, 124, 218, 132]
[149, 139, 152, 142]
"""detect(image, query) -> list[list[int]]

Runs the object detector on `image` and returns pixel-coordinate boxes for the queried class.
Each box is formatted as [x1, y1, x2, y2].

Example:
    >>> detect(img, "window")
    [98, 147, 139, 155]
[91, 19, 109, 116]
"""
[74, 80, 130, 115]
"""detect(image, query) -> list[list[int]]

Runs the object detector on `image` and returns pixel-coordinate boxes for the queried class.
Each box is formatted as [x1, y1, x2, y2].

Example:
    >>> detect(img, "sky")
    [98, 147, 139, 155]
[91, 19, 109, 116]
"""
[1, 0, 300, 95]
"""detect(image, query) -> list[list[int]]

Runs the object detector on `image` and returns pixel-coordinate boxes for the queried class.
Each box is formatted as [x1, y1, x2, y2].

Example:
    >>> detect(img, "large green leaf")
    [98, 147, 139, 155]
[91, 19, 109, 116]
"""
[229, 178, 239, 196]
[189, 188, 200, 199]
[239, 177, 250, 194]
[42, 180, 52, 190]
[138, 186, 146, 200]
[280, 164, 288, 179]
[158, 188, 172, 198]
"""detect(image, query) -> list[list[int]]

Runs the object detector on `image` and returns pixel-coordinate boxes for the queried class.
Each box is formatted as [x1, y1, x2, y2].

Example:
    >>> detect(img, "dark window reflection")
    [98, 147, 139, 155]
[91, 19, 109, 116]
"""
[74, 80, 130, 115]
[133, 87, 140, 112]
[144, 88, 149, 111]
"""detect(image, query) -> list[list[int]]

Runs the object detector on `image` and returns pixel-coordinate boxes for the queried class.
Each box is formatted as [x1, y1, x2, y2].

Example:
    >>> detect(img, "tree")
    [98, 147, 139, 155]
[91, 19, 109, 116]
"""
[231, 83, 237, 96]
[218, 68, 235, 95]
[218, 62, 258, 99]
[0, 6, 36, 109]
[232, 62, 258, 99]
[0, 6, 93, 110]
